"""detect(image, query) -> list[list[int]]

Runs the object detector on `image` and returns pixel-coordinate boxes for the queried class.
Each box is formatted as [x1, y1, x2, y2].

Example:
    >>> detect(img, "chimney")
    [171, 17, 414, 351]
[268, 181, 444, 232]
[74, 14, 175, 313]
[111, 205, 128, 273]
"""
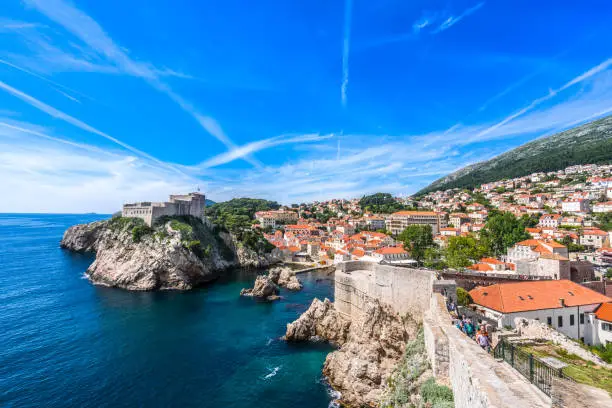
[559, 298, 565, 307]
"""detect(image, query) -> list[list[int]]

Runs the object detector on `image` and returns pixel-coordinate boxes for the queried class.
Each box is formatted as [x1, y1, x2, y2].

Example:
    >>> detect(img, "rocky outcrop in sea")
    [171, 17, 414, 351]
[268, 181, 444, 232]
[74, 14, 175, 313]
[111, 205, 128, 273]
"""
[268, 266, 303, 291]
[239, 275, 280, 301]
[285, 298, 423, 407]
[60, 216, 280, 291]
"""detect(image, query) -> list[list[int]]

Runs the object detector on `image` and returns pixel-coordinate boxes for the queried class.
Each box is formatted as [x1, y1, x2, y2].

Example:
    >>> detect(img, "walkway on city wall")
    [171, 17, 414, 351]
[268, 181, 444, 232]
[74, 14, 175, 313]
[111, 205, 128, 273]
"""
[335, 261, 553, 408]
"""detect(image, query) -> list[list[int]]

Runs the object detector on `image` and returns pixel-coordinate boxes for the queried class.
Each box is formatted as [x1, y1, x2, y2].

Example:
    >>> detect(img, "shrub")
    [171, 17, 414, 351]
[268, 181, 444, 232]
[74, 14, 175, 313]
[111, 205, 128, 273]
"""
[169, 219, 193, 235]
[132, 225, 153, 242]
[420, 378, 454, 407]
[590, 343, 612, 364]
[456, 287, 473, 306]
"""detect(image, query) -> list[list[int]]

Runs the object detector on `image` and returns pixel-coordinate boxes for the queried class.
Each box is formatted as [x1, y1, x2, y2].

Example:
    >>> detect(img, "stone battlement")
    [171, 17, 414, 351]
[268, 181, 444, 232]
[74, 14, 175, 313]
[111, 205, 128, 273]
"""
[334, 261, 433, 321]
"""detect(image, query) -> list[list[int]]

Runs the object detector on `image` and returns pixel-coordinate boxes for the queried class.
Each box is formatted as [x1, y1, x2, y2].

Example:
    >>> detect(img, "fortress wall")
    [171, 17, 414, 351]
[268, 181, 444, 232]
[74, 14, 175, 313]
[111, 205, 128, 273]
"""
[425, 293, 549, 408]
[334, 262, 433, 321]
[333, 262, 552, 408]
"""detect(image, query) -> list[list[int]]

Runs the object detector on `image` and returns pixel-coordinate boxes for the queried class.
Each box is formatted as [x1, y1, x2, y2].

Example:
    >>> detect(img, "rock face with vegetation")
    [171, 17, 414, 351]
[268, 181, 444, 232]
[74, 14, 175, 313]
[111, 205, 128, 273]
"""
[60, 215, 280, 291]
[285, 298, 437, 407]
[418, 114, 612, 194]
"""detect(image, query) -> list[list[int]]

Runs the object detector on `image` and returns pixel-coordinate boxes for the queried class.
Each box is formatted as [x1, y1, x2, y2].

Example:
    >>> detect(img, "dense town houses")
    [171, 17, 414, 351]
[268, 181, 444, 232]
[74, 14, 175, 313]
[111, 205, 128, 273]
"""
[256, 163, 611, 298]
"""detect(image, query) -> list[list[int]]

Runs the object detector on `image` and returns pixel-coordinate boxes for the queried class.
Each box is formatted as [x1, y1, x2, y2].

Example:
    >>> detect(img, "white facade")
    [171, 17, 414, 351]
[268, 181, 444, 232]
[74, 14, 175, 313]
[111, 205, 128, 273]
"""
[561, 199, 590, 214]
[385, 211, 441, 235]
[593, 201, 612, 213]
[585, 314, 612, 346]
[478, 304, 600, 344]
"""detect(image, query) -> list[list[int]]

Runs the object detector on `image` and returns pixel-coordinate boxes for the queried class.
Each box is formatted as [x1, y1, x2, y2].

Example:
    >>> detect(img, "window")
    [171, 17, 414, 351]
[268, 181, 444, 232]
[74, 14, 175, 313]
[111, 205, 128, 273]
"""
[570, 315, 575, 326]
[580, 313, 584, 324]
[558, 316, 563, 327]
[603, 323, 612, 332]
[547, 316, 552, 326]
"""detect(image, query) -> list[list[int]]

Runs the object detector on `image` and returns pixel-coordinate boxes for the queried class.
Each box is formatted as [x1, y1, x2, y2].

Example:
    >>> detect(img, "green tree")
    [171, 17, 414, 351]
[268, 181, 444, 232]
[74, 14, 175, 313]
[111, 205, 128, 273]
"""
[398, 225, 434, 265]
[423, 247, 447, 270]
[456, 287, 473, 306]
[559, 235, 585, 253]
[480, 212, 530, 257]
[520, 213, 540, 228]
[594, 212, 612, 231]
[445, 236, 486, 269]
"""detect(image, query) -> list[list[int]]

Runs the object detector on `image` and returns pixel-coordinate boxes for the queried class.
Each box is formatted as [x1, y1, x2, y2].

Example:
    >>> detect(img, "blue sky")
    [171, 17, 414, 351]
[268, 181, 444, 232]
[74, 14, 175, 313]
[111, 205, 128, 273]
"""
[1, 0, 611, 213]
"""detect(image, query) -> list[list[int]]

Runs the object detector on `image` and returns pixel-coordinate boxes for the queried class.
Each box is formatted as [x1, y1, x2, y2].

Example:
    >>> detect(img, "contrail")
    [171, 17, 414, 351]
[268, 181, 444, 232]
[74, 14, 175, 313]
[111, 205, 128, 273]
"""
[341, 0, 353, 108]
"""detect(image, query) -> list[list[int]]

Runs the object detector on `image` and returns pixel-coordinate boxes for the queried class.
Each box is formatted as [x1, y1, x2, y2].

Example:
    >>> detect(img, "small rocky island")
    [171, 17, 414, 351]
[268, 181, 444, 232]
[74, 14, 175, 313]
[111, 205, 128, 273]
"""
[239, 265, 303, 301]
[61, 215, 280, 291]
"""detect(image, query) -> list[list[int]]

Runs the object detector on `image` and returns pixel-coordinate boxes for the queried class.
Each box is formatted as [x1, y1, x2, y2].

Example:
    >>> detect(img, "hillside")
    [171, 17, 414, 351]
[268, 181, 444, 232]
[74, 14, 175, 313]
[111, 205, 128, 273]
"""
[417, 115, 612, 195]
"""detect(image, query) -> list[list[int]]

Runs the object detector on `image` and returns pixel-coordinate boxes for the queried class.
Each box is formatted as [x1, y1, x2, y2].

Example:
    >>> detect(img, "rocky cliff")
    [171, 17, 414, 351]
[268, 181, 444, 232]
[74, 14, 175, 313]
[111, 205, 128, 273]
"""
[285, 297, 423, 406]
[60, 216, 280, 291]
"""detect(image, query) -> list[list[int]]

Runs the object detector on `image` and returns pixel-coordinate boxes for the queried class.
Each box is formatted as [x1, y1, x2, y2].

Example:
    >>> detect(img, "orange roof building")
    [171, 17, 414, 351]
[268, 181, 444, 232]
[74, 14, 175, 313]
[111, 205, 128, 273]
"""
[470, 280, 611, 314]
[594, 303, 612, 323]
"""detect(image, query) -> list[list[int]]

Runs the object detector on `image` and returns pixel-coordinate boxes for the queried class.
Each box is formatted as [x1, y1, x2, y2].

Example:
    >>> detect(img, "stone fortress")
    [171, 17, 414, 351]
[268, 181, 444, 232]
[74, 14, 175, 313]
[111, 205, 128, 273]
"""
[121, 192, 206, 226]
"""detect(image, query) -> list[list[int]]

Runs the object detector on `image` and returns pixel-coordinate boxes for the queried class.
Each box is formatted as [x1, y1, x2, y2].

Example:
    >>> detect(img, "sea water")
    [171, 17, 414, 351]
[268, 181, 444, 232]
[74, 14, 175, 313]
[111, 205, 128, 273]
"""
[0, 214, 334, 407]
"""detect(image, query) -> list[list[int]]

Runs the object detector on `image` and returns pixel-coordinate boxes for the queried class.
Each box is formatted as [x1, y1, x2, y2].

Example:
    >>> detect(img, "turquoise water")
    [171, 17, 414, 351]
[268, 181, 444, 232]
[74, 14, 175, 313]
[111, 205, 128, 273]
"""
[0, 214, 334, 407]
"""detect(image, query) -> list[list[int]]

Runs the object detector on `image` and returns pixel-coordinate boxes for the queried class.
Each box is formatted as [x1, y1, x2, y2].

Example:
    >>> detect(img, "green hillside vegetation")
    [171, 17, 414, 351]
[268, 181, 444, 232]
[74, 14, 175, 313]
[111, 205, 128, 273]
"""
[418, 115, 612, 195]
[206, 198, 279, 253]
[206, 198, 280, 232]
[360, 192, 414, 213]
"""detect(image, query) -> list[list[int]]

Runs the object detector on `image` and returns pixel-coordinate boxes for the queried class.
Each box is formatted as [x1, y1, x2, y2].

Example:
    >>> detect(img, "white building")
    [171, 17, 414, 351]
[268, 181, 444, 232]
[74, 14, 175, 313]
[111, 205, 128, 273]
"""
[588, 303, 612, 346]
[385, 211, 442, 235]
[504, 239, 570, 279]
[561, 199, 590, 214]
[580, 228, 609, 249]
[593, 201, 612, 213]
[365, 217, 386, 230]
[122, 192, 206, 227]
[539, 214, 561, 228]
[470, 280, 612, 345]
[255, 210, 298, 228]
[373, 246, 410, 262]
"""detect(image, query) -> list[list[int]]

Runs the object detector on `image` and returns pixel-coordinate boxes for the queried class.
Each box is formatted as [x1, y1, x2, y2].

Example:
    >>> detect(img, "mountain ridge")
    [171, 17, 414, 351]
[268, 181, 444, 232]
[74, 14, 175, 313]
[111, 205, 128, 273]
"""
[416, 115, 612, 195]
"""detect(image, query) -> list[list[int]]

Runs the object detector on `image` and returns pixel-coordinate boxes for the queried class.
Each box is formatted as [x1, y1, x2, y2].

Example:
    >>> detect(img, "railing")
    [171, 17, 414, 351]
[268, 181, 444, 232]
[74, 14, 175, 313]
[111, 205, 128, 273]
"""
[493, 339, 569, 396]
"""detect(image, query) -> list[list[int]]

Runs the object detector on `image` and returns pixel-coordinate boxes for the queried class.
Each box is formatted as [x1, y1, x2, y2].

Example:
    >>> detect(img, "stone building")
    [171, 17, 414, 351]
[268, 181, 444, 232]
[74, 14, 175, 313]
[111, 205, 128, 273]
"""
[385, 210, 443, 235]
[122, 192, 206, 226]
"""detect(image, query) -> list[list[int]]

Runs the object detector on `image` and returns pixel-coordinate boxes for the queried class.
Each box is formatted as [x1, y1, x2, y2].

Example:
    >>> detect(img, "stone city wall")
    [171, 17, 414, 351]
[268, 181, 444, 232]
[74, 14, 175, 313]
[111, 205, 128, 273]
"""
[334, 262, 433, 321]
[424, 293, 550, 408]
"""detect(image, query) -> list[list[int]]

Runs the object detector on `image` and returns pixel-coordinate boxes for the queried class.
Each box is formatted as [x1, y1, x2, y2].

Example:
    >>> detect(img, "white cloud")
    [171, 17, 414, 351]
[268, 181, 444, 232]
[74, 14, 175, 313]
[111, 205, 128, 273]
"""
[476, 58, 612, 139]
[195, 133, 334, 169]
[432, 2, 485, 33]
[18, 0, 260, 166]
[0, 79, 185, 174]
[341, 0, 353, 107]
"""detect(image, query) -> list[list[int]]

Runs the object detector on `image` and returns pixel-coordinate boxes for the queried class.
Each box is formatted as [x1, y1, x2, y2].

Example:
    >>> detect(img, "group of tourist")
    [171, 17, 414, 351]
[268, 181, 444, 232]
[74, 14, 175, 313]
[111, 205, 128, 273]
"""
[455, 315, 491, 352]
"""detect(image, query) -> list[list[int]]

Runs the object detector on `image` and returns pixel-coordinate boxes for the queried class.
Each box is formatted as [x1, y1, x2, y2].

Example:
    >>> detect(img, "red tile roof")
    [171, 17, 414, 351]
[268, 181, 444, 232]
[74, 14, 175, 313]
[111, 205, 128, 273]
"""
[392, 211, 438, 216]
[595, 303, 612, 323]
[470, 280, 611, 313]
[583, 228, 608, 236]
[469, 263, 494, 272]
[374, 246, 407, 255]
